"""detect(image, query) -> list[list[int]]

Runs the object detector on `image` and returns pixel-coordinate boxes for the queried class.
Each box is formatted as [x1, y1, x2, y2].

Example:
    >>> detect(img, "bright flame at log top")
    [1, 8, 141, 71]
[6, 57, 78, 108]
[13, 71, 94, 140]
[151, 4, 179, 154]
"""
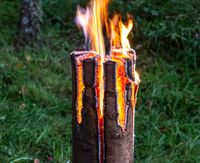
[76, 0, 133, 57]
[75, 0, 140, 128]
[74, 1, 140, 162]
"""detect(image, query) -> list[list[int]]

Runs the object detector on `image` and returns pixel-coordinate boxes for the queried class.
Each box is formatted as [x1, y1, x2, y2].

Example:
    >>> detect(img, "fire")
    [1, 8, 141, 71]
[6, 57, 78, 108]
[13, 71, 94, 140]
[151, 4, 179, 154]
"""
[74, 52, 97, 124]
[75, 0, 140, 125]
[76, 0, 109, 58]
[110, 14, 133, 56]
[75, 0, 140, 162]
[76, 1, 134, 57]
[115, 59, 129, 129]
[76, 2, 108, 162]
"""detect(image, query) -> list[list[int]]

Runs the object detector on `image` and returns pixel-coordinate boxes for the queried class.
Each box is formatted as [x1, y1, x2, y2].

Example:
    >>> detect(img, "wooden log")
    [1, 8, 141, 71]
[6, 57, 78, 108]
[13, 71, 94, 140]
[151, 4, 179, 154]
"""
[71, 54, 98, 163]
[104, 60, 134, 163]
[71, 51, 137, 163]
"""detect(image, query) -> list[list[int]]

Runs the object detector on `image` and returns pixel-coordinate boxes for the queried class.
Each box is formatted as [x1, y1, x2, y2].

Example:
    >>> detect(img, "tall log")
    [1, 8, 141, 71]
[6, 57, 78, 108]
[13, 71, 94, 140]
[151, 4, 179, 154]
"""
[71, 54, 98, 163]
[104, 60, 134, 163]
[71, 51, 137, 163]
[15, 0, 42, 50]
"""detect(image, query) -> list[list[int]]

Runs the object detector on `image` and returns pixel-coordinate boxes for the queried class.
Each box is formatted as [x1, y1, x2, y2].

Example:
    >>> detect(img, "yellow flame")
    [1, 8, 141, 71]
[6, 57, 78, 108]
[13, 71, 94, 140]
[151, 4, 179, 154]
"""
[76, 7, 90, 47]
[110, 14, 133, 55]
[76, 0, 134, 57]
[120, 17, 133, 54]
[134, 71, 140, 85]
[76, 0, 109, 59]
[75, 0, 139, 131]
[110, 14, 121, 49]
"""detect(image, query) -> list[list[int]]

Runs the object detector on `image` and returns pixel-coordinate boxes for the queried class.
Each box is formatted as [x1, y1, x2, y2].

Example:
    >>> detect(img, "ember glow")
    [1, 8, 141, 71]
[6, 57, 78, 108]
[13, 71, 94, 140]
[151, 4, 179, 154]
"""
[74, 52, 97, 123]
[74, 0, 140, 162]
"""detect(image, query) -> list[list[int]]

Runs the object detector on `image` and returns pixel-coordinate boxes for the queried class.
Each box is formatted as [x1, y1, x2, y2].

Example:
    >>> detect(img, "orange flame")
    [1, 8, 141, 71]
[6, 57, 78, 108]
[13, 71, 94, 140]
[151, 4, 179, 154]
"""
[76, 0, 134, 57]
[110, 14, 133, 55]
[75, 0, 140, 128]
[75, 1, 140, 161]
[76, 0, 109, 58]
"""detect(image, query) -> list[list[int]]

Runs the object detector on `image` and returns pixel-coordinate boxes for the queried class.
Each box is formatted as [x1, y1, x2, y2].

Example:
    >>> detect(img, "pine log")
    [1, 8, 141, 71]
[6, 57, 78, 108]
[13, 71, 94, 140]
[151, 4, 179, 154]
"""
[71, 52, 136, 163]
[71, 54, 98, 163]
[104, 60, 134, 163]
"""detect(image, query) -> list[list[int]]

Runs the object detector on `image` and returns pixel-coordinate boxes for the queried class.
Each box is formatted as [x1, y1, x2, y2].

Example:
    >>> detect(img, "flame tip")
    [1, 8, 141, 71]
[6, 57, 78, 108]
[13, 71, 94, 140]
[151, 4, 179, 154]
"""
[76, 0, 133, 56]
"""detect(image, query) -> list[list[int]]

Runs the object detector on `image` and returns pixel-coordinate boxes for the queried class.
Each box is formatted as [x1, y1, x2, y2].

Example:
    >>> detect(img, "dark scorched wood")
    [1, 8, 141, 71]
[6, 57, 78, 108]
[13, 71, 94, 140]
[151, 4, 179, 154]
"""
[71, 55, 98, 163]
[104, 61, 134, 163]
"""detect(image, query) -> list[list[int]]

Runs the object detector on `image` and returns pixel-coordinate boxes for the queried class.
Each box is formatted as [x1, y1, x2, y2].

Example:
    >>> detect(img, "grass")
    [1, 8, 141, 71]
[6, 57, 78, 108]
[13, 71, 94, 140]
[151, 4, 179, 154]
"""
[0, 49, 72, 162]
[0, 0, 200, 162]
[1, 48, 199, 162]
[135, 57, 200, 162]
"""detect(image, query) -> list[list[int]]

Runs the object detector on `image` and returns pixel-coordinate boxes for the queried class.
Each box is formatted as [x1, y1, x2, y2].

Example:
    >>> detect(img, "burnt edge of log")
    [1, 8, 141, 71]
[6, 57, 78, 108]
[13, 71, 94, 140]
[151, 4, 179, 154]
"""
[126, 59, 135, 81]
[104, 61, 116, 92]
[83, 58, 96, 87]
[125, 50, 136, 82]
[71, 53, 99, 163]
[71, 54, 78, 163]
[104, 59, 134, 163]
[71, 52, 136, 163]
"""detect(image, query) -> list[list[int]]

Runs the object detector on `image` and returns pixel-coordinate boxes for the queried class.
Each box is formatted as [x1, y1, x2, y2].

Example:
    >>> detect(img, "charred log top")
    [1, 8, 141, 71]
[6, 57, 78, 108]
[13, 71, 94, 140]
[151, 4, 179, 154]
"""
[71, 51, 139, 163]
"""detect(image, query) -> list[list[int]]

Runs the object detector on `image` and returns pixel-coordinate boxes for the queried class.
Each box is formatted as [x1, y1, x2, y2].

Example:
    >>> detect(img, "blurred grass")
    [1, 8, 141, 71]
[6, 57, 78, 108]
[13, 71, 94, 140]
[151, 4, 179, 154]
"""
[135, 56, 200, 162]
[0, 49, 72, 162]
[0, 0, 200, 162]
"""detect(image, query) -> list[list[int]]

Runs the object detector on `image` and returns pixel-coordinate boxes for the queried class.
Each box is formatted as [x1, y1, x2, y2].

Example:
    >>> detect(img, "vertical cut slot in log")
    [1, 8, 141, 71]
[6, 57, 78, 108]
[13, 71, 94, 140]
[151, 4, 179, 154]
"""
[104, 59, 134, 163]
[71, 50, 139, 163]
[71, 54, 98, 163]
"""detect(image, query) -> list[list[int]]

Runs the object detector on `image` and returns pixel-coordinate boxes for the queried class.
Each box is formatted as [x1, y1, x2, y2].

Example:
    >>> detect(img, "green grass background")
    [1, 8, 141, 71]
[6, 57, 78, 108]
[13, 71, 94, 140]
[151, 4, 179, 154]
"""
[0, 0, 200, 162]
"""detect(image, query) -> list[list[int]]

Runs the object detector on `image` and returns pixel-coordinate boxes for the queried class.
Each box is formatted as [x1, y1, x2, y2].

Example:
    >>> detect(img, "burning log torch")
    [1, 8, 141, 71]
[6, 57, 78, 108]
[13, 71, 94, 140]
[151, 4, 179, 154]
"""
[71, 0, 140, 162]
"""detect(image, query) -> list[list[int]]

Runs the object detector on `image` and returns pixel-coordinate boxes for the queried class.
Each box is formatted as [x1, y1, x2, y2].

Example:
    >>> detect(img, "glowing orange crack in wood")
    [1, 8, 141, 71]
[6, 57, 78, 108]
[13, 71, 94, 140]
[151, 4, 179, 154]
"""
[74, 52, 97, 124]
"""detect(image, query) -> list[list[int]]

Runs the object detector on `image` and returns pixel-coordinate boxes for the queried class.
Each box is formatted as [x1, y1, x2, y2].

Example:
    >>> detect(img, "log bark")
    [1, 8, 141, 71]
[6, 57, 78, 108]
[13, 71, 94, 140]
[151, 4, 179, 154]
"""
[104, 61, 134, 163]
[71, 52, 136, 163]
[71, 54, 98, 163]
[15, 0, 42, 50]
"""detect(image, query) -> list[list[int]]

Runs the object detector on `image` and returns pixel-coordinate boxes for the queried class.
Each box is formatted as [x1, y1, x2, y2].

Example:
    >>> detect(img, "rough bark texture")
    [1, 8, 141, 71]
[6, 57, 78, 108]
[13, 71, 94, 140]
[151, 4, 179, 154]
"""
[71, 52, 135, 163]
[104, 61, 134, 163]
[71, 55, 98, 163]
[15, 0, 42, 50]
